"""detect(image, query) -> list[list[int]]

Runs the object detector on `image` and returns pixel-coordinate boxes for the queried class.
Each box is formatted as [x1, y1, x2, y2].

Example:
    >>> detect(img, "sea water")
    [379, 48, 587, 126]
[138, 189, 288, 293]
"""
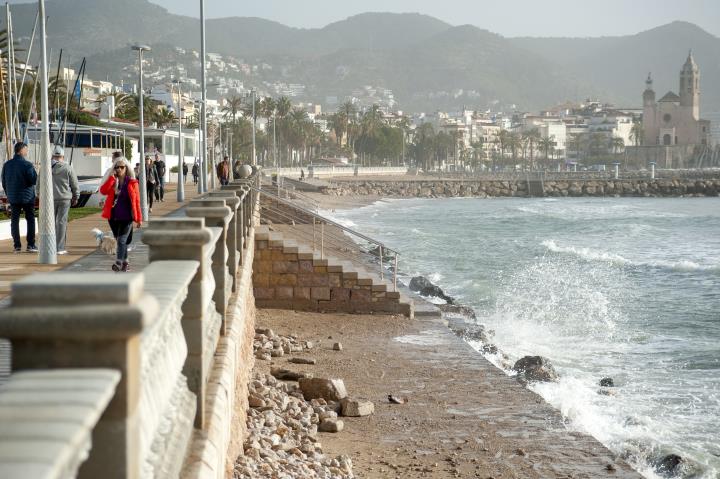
[328, 197, 720, 479]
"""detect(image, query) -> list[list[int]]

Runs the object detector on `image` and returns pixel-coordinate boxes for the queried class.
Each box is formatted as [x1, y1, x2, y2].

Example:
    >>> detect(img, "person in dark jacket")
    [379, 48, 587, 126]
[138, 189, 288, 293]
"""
[1, 142, 38, 253]
[154, 153, 166, 202]
[144, 156, 160, 212]
[182, 162, 189, 183]
[192, 161, 199, 185]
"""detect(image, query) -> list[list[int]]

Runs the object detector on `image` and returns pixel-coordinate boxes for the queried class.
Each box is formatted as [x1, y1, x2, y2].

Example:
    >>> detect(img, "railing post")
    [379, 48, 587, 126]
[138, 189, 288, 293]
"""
[321, 221, 324, 260]
[312, 216, 316, 252]
[186, 199, 233, 321]
[0, 272, 157, 479]
[207, 191, 241, 291]
[394, 254, 398, 292]
[141, 217, 213, 429]
[379, 245, 384, 280]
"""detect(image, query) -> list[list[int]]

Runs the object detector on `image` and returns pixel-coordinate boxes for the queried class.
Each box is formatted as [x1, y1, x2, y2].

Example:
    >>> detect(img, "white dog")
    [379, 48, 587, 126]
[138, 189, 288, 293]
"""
[91, 228, 117, 256]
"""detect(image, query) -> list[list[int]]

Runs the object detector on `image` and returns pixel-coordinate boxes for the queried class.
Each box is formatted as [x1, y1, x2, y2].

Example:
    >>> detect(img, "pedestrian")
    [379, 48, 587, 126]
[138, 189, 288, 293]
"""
[50, 145, 79, 255]
[99, 156, 141, 272]
[154, 153, 166, 202]
[192, 160, 199, 185]
[217, 156, 230, 186]
[233, 159, 242, 179]
[1, 142, 37, 253]
[300, 168, 305, 181]
[182, 162, 189, 183]
[145, 155, 160, 212]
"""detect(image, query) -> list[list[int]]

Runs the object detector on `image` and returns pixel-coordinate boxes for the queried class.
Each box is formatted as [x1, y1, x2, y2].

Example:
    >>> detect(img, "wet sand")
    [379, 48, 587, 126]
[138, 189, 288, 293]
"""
[254, 309, 641, 479]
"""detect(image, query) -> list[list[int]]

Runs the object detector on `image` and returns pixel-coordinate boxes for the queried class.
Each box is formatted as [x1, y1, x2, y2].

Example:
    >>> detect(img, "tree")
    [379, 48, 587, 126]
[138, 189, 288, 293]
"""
[630, 122, 643, 146]
[523, 128, 541, 170]
[155, 108, 176, 129]
[610, 136, 625, 156]
[221, 95, 243, 125]
[538, 136, 556, 168]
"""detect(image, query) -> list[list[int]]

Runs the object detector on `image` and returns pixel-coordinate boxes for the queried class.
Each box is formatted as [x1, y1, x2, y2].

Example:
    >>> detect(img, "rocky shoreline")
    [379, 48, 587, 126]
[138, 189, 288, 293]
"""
[322, 178, 720, 198]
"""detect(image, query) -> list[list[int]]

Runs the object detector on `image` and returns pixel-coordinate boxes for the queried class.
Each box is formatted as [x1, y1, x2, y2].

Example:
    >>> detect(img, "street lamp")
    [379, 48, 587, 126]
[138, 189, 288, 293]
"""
[172, 79, 185, 202]
[199, 0, 208, 193]
[132, 44, 151, 220]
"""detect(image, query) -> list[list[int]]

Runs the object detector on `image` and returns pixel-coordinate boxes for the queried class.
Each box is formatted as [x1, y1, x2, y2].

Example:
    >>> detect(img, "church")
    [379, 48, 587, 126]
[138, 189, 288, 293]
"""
[642, 52, 711, 146]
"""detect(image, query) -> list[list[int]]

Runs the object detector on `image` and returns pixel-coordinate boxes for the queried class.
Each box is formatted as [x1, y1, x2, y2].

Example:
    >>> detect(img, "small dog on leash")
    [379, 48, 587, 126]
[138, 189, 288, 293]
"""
[91, 228, 117, 256]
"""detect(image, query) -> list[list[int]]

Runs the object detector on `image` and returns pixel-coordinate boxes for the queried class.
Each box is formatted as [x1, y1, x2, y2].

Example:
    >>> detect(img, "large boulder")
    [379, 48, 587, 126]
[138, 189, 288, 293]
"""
[513, 356, 559, 382]
[298, 378, 348, 402]
[655, 454, 683, 477]
[409, 276, 454, 304]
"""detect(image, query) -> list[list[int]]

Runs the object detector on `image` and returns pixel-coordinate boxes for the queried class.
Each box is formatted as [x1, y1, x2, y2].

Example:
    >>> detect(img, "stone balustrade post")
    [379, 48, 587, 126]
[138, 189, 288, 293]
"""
[141, 218, 212, 429]
[0, 273, 158, 479]
[221, 184, 250, 260]
[206, 192, 240, 291]
[185, 199, 233, 321]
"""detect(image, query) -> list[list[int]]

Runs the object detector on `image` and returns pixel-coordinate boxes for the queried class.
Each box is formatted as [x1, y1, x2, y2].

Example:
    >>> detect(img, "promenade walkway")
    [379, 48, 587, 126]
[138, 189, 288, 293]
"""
[0, 183, 201, 300]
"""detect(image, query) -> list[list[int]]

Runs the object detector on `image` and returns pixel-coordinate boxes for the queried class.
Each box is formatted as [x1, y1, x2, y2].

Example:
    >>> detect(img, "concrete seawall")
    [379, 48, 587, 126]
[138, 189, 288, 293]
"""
[323, 178, 720, 198]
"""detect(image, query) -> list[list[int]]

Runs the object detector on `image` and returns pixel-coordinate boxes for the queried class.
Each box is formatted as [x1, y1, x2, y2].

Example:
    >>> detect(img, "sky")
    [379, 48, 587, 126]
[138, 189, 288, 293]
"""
[140, 0, 720, 37]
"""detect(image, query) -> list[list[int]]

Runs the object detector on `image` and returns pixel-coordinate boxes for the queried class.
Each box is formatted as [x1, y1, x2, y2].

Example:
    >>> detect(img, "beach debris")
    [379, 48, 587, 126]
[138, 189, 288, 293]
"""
[271, 368, 312, 381]
[388, 394, 408, 404]
[289, 357, 317, 365]
[340, 398, 375, 417]
[332, 342, 343, 351]
[299, 378, 348, 402]
[599, 377, 615, 387]
[234, 372, 353, 478]
[513, 356, 559, 383]
[409, 276, 455, 304]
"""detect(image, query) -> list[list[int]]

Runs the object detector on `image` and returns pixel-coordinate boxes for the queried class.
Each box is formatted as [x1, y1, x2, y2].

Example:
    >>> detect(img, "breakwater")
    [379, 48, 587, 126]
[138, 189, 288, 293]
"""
[323, 178, 720, 198]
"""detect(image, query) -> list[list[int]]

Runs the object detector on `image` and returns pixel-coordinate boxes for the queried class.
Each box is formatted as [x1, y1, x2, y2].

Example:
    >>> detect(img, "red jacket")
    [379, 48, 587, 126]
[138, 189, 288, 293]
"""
[100, 175, 142, 223]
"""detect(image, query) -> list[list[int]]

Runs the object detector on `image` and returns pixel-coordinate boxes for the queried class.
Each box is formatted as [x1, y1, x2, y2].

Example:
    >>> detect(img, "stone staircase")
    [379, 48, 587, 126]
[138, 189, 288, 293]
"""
[253, 225, 413, 318]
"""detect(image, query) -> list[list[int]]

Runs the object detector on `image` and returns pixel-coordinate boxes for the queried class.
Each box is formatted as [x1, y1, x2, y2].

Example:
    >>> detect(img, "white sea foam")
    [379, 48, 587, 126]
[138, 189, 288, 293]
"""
[542, 240, 720, 273]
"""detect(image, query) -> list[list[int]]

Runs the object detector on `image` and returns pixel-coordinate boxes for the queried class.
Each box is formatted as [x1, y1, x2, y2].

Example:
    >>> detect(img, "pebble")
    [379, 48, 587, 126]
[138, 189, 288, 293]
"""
[288, 357, 317, 365]
[333, 342, 343, 351]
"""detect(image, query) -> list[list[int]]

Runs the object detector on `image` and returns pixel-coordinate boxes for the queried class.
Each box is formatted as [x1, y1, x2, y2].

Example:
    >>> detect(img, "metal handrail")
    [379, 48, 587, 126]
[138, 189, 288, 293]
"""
[255, 185, 399, 290]
[254, 186, 400, 255]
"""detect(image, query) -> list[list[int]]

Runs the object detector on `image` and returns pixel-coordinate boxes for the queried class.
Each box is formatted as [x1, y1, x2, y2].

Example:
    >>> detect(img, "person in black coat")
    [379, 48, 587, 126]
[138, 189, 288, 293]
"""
[1, 142, 38, 253]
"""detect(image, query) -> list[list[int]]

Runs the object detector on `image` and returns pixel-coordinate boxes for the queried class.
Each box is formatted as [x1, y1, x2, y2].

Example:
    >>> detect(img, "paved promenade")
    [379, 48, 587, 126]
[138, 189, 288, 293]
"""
[0, 183, 201, 300]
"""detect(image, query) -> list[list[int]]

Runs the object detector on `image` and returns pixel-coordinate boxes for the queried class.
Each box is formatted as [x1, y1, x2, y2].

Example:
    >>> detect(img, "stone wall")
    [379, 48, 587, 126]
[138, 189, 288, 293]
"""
[252, 228, 411, 317]
[0, 175, 261, 479]
[324, 178, 720, 198]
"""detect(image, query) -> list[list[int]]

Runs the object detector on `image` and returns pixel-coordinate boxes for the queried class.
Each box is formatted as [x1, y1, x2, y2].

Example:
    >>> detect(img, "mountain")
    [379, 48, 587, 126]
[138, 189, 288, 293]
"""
[3, 0, 720, 113]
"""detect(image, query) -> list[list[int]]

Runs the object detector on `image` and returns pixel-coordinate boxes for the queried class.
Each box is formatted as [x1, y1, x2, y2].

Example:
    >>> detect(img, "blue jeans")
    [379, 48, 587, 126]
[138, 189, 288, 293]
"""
[108, 219, 133, 262]
[10, 202, 35, 249]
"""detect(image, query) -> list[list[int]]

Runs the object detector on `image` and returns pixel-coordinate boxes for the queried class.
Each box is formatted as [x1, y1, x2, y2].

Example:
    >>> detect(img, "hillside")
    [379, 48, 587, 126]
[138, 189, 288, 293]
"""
[3, 0, 720, 112]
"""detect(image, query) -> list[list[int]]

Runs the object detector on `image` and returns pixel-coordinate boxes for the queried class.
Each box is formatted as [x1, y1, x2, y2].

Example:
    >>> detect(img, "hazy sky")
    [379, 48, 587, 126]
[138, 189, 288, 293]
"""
[144, 0, 720, 37]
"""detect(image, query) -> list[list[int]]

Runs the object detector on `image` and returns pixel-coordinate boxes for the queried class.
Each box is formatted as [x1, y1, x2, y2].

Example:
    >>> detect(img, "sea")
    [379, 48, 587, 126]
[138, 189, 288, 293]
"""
[326, 197, 720, 479]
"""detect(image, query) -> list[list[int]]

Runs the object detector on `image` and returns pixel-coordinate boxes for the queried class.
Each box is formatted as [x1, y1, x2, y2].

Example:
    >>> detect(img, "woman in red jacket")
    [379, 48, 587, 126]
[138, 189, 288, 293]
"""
[99, 156, 142, 272]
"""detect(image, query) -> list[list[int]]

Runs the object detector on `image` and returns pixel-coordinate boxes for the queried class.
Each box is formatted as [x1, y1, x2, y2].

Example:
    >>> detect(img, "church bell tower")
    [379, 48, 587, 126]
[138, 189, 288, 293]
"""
[680, 50, 700, 120]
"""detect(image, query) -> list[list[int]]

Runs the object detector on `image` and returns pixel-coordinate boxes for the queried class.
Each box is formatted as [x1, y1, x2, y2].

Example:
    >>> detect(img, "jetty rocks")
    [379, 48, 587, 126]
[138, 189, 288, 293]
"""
[409, 276, 454, 304]
[513, 356, 560, 383]
[323, 178, 720, 198]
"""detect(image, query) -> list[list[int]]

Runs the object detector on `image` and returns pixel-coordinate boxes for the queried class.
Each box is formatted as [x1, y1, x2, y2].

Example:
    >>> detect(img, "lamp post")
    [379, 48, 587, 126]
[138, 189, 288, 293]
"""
[251, 89, 257, 165]
[37, 0, 56, 264]
[199, 0, 208, 192]
[132, 44, 151, 220]
[173, 79, 185, 202]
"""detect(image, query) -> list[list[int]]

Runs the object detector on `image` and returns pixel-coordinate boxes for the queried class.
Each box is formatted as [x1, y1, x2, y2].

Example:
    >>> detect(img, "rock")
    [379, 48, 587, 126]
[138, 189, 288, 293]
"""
[288, 357, 317, 365]
[513, 356, 559, 382]
[408, 276, 454, 304]
[656, 454, 683, 476]
[340, 399, 375, 417]
[599, 377, 614, 387]
[299, 378, 348, 402]
[271, 368, 312, 381]
[271, 348, 285, 357]
[304, 341, 314, 349]
[437, 303, 477, 320]
[255, 350, 272, 361]
[248, 394, 266, 408]
[332, 342, 343, 351]
[318, 418, 344, 433]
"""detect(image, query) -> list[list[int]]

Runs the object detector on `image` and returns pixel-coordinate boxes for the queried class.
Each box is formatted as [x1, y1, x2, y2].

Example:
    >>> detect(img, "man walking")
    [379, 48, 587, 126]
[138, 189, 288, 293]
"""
[50, 145, 79, 255]
[1, 142, 38, 253]
[182, 162, 189, 183]
[217, 156, 230, 186]
[192, 160, 199, 185]
[154, 153, 166, 202]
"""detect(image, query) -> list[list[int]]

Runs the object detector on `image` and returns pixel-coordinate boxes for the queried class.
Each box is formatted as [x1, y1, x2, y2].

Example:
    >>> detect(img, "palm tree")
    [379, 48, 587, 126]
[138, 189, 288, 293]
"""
[630, 121, 643, 146]
[155, 107, 176, 129]
[524, 128, 541, 170]
[221, 95, 243, 125]
[339, 100, 355, 148]
[259, 97, 276, 165]
[610, 136, 625, 156]
[538, 136, 556, 169]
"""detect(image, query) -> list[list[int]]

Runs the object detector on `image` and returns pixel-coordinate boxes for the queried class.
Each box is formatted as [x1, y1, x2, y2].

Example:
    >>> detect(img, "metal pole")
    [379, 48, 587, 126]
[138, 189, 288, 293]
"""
[229, 130, 233, 180]
[312, 216, 316, 252]
[379, 245, 384, 280]
[273, 111, 277, 167]
[251, 89, 256, 165]
[321, 222, 324, 260]
[176, 81, 185, 202]
[199, 0, 208, 193]
[6, 4, 14, 144]
[37, 0, 55, 264]
[394, 254, 398, 292]
[133, 45, 150, 221]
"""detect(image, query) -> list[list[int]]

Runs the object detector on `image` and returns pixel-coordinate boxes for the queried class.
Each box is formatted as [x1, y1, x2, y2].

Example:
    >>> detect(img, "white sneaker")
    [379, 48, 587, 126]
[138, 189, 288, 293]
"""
[58, 250, 68, 255]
